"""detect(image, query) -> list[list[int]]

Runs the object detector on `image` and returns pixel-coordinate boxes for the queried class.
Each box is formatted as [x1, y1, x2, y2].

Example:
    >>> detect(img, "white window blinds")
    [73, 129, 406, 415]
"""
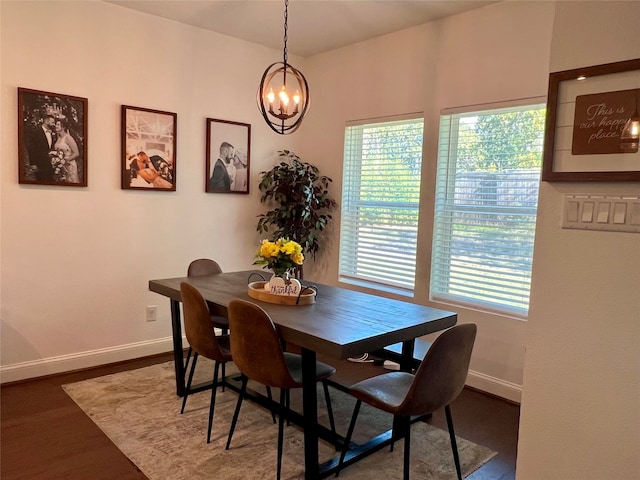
[430, 103, 545, 317]
[339, 115, 424, 294]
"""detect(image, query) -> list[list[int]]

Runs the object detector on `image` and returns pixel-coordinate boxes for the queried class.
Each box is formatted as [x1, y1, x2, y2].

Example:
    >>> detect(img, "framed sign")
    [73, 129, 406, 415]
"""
[18, 87, 88, 186]
[121, 105, 177, 191]
[205, 118, 251, 194]
[542, 58, 640, 182]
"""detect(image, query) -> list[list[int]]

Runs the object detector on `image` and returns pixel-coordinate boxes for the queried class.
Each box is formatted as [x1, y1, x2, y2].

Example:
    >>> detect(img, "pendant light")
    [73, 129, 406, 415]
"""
[620, 90, 640, 152]
[257, 0, 309, 135]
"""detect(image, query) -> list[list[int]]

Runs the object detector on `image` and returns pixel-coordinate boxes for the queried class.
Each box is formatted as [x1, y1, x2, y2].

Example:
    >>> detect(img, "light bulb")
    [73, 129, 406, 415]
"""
[267, 88, 275, 104]
[621, 113, 640, 140]
[279, 87, 289, 106]
[620, 106, 640, 152]
[293, 90, 301, 105]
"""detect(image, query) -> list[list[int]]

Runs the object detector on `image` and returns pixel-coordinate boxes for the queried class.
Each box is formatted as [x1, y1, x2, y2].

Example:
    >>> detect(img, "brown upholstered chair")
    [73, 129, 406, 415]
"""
[180, 282, 233, 443]
[187, 259, 229, 333]
[182, 259, 230, 399]
[225, 299, 337, 480]
[336, 323, 477, 480]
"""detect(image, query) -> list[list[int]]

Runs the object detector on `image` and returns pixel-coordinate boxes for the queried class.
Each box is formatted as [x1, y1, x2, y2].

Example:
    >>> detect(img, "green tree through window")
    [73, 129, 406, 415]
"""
[457, 109, 545, 172]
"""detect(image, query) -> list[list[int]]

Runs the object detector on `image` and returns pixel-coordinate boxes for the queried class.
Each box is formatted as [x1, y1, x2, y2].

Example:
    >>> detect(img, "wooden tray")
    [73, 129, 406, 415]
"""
[247, 281, 316, 305]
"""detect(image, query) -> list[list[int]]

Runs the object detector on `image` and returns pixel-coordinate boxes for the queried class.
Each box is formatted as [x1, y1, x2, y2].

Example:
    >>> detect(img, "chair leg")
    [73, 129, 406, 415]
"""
[221, 361, 226, 392]
[322, 381, 338, 451]
[206, 361, 221, 444]
[390, 415, 398, 453]
[266, 386, 277, 424]
[277, 388, 287, 480]
[285, 389, 291, 426]
[184, 346, 193, 372]
[403, 416, 411, 480]
[445, 405, 462, 480]
[226, 375, 248, 450]
[180, 352, 199, 414]
[335, 399, 361, 477]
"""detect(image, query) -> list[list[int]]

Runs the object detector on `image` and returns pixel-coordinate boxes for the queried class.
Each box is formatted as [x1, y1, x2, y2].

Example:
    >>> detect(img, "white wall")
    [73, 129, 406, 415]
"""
[516, 2, 640, 479]
[0, 0, 302, 381]
[301, 0, 556, 402]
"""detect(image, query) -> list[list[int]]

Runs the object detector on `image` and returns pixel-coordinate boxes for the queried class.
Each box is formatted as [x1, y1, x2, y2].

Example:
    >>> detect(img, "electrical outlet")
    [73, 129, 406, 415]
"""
[146, 305, 157, 322]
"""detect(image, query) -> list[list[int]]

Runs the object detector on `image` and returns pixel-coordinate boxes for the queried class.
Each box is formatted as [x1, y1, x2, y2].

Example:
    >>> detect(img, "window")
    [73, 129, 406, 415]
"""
[430, 102, 546, 317]
[339, 114, 424, 295]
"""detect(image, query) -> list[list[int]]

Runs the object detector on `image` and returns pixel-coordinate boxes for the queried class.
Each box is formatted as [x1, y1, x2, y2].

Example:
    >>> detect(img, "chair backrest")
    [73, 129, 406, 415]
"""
[180, 282, 227, 362]
[227, 299, 298, 389]
[399, 323, 477, 417]
[187, 259, 222, 277]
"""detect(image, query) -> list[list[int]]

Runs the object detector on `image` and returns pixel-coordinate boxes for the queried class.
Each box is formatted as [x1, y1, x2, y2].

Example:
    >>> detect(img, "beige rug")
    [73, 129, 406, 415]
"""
[63, 360, 496, 480]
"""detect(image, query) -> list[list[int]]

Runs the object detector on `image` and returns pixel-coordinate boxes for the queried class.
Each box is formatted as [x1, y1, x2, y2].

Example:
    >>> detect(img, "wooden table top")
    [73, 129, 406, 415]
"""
[149, 270, 457, 360]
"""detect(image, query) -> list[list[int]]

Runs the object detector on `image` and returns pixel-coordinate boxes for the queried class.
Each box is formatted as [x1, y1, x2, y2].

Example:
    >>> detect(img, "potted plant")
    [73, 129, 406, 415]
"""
[256, 150, 337, 278]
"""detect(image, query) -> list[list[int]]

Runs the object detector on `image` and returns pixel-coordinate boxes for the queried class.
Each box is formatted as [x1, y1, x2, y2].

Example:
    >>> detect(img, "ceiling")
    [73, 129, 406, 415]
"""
[104, 0, 498, 58]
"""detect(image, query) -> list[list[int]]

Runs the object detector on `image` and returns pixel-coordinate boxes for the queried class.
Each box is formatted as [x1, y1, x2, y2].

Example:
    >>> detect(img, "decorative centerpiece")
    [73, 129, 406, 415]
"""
[254, 238, 304, 295]
[248, 238, 315, 305]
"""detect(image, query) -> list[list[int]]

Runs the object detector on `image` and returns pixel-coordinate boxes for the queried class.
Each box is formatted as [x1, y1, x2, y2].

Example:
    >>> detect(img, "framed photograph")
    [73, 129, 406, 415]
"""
[206, 118, 251, 194]
[542, 58, 640, 182]
[121, 105, 177, 191]
[18, 87, 88, 186]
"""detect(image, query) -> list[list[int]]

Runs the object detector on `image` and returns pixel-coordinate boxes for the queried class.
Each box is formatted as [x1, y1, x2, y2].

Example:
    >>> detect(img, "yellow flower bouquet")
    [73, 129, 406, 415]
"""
[254, 238, 304, 277]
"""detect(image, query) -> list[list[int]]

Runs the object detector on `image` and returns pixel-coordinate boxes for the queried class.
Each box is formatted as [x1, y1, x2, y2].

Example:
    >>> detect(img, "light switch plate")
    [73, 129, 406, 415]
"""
[562, 194, 640, 233]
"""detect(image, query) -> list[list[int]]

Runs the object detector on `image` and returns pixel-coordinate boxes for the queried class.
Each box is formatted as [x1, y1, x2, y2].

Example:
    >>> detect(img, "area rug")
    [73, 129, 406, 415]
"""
[63, 360, 496, 480]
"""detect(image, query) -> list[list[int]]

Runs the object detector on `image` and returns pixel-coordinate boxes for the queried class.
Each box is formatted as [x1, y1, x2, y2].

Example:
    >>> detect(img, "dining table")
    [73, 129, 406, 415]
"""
[149, 270, 457, 479]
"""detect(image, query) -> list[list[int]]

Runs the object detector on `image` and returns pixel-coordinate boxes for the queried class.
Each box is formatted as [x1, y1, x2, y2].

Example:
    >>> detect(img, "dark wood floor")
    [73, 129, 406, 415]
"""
[1, 352, 519, 480]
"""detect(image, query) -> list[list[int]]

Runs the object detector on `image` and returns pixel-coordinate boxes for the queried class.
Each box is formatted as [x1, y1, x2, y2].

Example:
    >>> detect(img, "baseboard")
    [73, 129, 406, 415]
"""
[467, 369, 522, 404]
[0, 337, 178, 384]
[2, 340, 523, 404]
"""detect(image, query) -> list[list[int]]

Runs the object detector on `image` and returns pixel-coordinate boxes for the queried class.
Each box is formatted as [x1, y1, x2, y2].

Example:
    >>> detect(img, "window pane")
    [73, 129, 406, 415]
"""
[431, 104, 545, 316]
[340, 116, 424, 294]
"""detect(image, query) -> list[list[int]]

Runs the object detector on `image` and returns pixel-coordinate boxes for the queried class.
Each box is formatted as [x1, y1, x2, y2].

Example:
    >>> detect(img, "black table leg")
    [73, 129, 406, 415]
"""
[400, 339, 415, 372]
[170, 299, 185, 397]
[301, 348, 320, 480]
[393, 339, 416, 441]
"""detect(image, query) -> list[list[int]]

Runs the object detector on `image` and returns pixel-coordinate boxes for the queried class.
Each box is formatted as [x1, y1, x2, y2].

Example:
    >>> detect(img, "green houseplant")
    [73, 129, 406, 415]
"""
[256, 150, 337, 277]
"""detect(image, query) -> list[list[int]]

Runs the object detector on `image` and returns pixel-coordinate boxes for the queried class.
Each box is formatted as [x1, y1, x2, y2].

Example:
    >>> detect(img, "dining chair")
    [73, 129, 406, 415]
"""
[183, 259, 229, 398]
[225, 299, 337, 480]
[336, 323, 477, 480]
[187, 258, 229, 334]
[179, 282, 233, 443]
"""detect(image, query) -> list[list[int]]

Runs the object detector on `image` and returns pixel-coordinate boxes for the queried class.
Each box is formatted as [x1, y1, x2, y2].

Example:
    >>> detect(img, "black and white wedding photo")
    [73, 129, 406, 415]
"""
[18, 87, 88, 187]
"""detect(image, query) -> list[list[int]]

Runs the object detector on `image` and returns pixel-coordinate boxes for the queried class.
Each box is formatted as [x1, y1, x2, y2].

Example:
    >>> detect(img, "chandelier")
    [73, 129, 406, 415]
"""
[257, 0, 310, 135]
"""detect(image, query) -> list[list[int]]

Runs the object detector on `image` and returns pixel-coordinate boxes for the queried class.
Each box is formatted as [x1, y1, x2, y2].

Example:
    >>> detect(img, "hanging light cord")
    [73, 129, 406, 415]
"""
[282, 0, 289, 68]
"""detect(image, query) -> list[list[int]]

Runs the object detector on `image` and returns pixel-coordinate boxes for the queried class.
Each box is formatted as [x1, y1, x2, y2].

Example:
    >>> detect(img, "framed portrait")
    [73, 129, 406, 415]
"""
[18, 87, 88, 186]
[121, 105, 177, 191]
[206, 118, 251, 194]
[542, 58, 640, 182]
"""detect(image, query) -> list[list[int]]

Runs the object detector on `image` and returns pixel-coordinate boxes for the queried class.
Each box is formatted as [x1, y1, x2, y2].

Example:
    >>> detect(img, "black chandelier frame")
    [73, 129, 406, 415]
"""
[257, 0, 310, 135]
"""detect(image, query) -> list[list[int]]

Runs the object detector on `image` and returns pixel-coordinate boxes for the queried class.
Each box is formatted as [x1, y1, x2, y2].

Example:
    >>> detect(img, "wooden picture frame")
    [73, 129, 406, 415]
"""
[205, 118, 251, 194]
[542, 58, 640, 182]
[121, 105, 177, 191]
[18, 87, 88, 186]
